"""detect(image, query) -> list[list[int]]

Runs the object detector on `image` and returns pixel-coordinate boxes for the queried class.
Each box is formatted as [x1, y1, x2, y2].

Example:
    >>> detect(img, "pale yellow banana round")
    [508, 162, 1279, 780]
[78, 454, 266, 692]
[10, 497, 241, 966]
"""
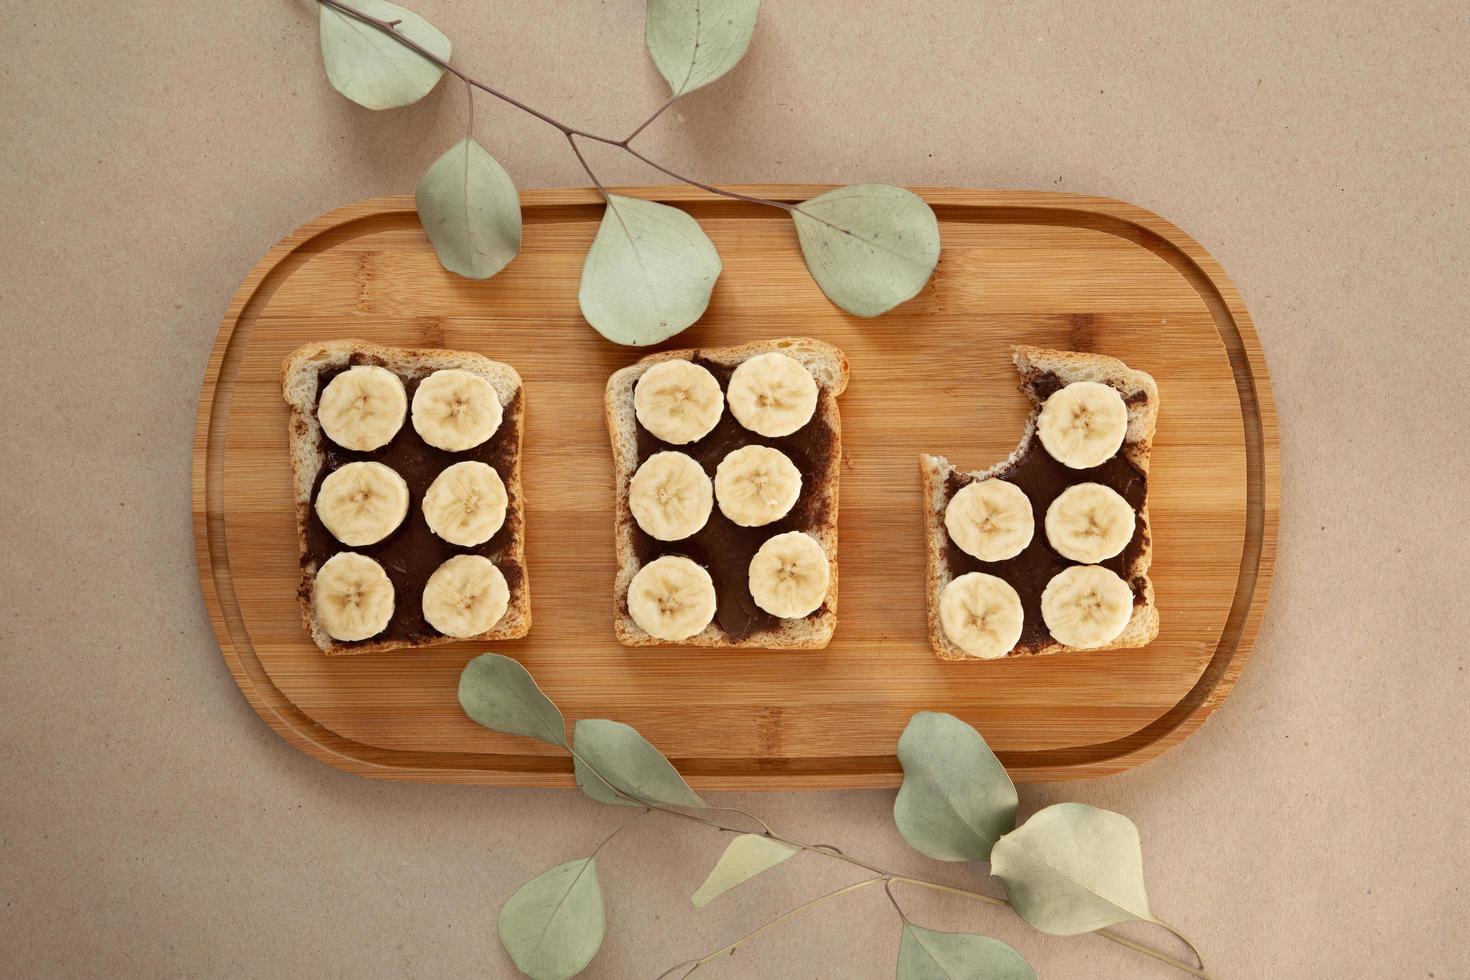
[1036, 381, 1129, 469]
[944, 479, 1034, 562]
[714, 446, 802, 527]
[314, 461, 410, 546]
[627, 555, 716, 641]
[939, 572, 1024, 659]
[313, 552, 394, 642]
[422, 555, 509, 638]
[1041, 564, 1133, 648]
[411, 369, 503, 451]
[748, 531, 829, 619]
[726, 352, 819, 437]
[318, 365, 407, 451]
[422, 461, 508, 547]
[634, 359, 724, 444]
[1045, 482, 1135, 563]
[629, 451, 713, 541]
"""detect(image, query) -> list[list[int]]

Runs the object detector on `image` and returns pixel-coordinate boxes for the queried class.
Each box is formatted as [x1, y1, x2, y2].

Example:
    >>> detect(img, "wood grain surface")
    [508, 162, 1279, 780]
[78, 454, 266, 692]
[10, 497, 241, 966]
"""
[193, 185, 1278, 787]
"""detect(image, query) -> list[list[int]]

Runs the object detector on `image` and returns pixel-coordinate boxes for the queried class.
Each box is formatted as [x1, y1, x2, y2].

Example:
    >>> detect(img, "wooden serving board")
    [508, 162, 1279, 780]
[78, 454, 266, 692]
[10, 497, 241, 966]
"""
[194, 186, 1278, 787]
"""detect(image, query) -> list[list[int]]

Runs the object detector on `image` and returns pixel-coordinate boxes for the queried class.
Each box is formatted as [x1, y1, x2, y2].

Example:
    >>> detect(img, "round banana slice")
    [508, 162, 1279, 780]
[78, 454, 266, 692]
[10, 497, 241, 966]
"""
[411, 369, 503, 451]
[313, 552, 394, 642]
[315, 461, 411, 546]
[629, 451, 713, 541]
[939, 572, 1024, 659]
[422, 461, 508, 547]
[715, 446, 802, 527]
[726, 351, 819, 437]
[944, 479, 1034, 562]
[422, 555, 509, 638]
[318, 365, 407, 451]
[634, 359, 724, 444]
[748, 531, 829, 619]
[1036, 381, 1129, 469]
[1045, 483, 1135, 563]
[1041, 564, 1133, 648]
[627, 555, 717, 641]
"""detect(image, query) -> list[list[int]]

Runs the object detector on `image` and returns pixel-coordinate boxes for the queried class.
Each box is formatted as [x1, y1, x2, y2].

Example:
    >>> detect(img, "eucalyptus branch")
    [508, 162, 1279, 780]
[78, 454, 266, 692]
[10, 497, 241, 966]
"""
[658, 876, 886, 979]
[316, 0, 790, 210]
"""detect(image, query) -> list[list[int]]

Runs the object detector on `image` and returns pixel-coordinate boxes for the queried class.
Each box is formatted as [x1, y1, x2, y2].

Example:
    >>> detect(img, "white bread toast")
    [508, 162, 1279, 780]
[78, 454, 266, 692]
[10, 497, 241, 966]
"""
[606, 337, 849, 649]
[282, 339, 530, 654]
[921, 345, 1159, 659]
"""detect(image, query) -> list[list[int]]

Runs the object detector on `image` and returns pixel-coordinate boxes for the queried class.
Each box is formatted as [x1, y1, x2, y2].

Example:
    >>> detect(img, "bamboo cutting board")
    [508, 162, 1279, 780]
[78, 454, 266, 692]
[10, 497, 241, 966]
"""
[193, 186, 1278, 787]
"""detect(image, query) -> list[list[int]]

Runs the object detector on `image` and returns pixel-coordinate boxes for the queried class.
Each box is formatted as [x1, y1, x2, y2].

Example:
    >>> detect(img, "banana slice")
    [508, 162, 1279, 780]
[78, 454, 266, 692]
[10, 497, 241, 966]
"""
[422, 461, 508, 547]
[1041, 564, 1133, 648]
[726, 352, 819, 437]
[629, 451, 713, 541]
[715, 446, 802, 527]
[748, 531, 829, 619]
[411, 368, 503, 451]
[627, 555, 716, 641]
[422, 555, 509, 638]
[944, 479, 1034, 561]
[314, 461, 411, 546]
[634, 359, 724, 444]
[313, 552, 394, 642]
[318, 365, 407, 451]
[1036, 381, 1129, 469]
[939, 572, 1024, 659]
[1045, 483, 1135, 563]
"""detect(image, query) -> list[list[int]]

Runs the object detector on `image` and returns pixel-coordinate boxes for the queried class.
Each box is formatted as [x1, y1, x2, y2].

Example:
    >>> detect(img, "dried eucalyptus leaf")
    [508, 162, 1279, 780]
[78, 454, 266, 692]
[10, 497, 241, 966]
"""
[415, 138, 522, 279]
[893, 712, 1017, 862]
[645, 0, 762, 97]
[989, 802, 1153, 936]
[791, 184, 940, 317]
[498, 857, 605, 980]
[319, 0, 451, 110]
[572, 718, 706, 808]
[690, 834, 797, 908]
[577, 195, 722, 346]
[896, 925, 1036, 980]
[458, 653, 568, 748]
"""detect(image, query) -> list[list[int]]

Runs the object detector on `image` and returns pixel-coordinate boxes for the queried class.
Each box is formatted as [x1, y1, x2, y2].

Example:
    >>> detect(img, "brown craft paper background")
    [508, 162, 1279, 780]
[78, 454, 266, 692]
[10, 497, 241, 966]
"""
[2, 1, 1465, 976]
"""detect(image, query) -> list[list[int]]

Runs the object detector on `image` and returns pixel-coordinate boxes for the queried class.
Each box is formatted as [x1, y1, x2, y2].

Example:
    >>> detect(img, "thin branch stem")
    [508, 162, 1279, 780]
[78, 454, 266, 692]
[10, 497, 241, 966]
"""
[315, 0, 793, 210]
[888, 875, 1007, 907]
[590, 808, 649, 858]
[566, 134, 608, 201]
[623, 95, 679, 143]
[882, 878, 910, 924]
[676, 876, 885, 977]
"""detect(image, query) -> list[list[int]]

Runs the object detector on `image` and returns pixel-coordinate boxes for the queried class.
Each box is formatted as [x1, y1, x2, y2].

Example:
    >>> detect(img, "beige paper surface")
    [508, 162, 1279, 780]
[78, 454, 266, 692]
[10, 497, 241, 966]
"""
[2, 1, 1466, 975]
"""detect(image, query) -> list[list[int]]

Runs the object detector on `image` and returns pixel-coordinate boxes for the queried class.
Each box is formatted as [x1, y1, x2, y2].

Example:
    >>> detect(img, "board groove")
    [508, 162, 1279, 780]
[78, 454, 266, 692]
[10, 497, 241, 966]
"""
[193, 186, 1278, 787]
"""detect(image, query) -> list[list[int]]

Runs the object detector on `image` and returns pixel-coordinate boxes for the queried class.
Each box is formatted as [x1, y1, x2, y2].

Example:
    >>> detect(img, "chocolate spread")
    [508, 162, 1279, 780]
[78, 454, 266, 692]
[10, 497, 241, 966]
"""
[630, 356, 837, 642]
[942, 371, 1149, 652]
[300, 355, 524, 647]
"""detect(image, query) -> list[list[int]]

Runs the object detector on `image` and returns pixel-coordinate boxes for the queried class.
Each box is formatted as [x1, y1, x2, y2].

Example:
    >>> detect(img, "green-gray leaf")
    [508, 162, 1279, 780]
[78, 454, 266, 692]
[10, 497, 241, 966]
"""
[896, 925, 1036, 980]
[415, 138, 522, 279]
[319, 0, 451, 110]
[578, 195, 722, 346]
[893, 712, 1017, 862]
[990, 802, 1153, 936]
[690, 834, 797, 908]
[458, 654, 568, 748]
[498, 857, 605, 980]
[791, 184, 940, 317]
[572, 718, 705, 808]
[645, 0, 762, 97]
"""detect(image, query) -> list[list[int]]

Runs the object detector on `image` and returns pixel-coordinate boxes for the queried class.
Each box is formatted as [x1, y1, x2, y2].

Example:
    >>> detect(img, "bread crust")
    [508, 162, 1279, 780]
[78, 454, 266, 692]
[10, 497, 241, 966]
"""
[281, 339, 530, 654]
[605, 337, 850, 649]
[921, 345, 1160, 660]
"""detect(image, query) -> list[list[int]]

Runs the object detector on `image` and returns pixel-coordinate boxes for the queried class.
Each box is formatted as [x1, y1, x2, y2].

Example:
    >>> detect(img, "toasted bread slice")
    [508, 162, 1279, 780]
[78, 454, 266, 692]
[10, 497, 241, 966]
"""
[606, 337, 849, 649]
[282, 339, 530, 654]
[921, 345, 1159, 659]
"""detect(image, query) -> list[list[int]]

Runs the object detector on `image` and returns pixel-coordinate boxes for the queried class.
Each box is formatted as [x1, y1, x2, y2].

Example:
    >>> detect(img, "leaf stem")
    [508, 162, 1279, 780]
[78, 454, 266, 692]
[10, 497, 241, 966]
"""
[315, 0, 793, 211]
[623, 95, 679, 143]
[672, 876, 885, 977]
[566, 134, 609, 202]
[1096, 927, 1212, 979]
